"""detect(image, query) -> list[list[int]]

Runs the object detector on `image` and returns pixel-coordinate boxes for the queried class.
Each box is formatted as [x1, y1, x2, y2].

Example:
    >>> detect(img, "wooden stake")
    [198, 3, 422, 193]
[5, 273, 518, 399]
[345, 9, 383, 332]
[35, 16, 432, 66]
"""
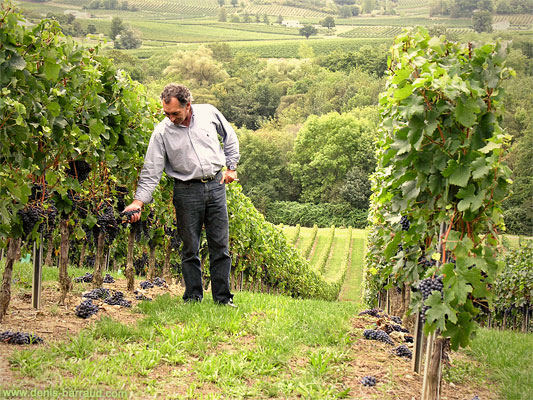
[125, 229, 135, 292]
[32, 233, 43, 309]
[412, 311, 425, 373]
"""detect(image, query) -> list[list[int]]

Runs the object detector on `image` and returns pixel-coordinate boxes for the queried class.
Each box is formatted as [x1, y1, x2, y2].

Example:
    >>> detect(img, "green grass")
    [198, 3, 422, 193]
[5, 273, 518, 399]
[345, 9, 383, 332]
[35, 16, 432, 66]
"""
[308, 228, 331, 270]
[338, 230, 367, 303]
[5, 291, 361, 399]
[462, 328, 533, 400]
[323, 228, 351, 283]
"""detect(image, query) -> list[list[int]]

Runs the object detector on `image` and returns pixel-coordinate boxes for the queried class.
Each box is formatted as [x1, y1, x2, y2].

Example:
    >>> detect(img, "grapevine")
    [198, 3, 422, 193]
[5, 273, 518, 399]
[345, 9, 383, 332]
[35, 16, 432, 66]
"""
[366, 27, 513, 350]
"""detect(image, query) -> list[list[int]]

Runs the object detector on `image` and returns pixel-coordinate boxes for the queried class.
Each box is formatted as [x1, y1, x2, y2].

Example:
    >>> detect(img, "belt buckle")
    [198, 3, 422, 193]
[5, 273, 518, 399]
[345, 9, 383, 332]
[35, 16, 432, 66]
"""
[200, 177, 210, 183]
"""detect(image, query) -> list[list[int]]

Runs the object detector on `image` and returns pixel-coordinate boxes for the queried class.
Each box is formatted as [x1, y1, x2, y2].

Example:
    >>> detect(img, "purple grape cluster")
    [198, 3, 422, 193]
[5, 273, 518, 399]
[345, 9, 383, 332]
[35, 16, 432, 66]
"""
[391, 324, 409, 333]
[95, 205, 119, 243]
[104, 291, 131, 308]
[392, 344, 412, 359]
[358, 308, 383, 318]
[75, 299, 99, 319]
[66, 160, 92, 183]
[121, 209, 140, 223]
[363, 329, 394, 345]
[390, 316, 402, 325]
[1, 331, 44, 345]
[361, 376, 377, 387]
[18, 205, 44, 236]
[74, 272, 93, 283]
[135, 293, 152, 301]
[400, 215, 410, 231]
[83, 288, 110, 300]
[153, 277, 166, 287]
[418, 276, 444, 322]
[103, 273, 115, 283]
[140, 280, 154, 289]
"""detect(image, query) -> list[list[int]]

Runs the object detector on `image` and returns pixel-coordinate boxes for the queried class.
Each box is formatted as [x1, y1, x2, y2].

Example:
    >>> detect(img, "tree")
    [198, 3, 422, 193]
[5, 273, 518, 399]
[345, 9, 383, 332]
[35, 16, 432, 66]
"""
[340, 166, 372, 209]
[238, 128, 300, 207]
[109, 16, 124, 40]
[231, 0, 238, 6]
[299, 25, 317, 39]
[114, 27, 142, 49]
[262, 14, 269, 24]
[164, 46, 229, 87]
[87, 24, 97, 34]
[289, 111, 376, 203]
[321, 16, 336, 29]
[218, 7, 227, 22]
[473, 10, 493, 33]
[363, 0, 375, 13]
[277, 15, 283, 24]
[230, 13, 240, 22]
[218, 0, 225, 6]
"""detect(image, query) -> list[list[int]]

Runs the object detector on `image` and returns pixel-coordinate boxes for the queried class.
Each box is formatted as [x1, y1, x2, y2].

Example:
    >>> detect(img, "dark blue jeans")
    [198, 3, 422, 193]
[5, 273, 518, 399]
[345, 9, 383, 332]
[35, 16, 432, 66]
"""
[172, 173, 233, 304]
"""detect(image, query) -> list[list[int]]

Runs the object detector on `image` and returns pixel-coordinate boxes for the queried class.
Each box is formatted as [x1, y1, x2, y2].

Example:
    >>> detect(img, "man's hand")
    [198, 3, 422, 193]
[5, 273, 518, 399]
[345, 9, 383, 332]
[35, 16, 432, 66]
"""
[220, 169, 238, 184]
[122, 200, 144, 222]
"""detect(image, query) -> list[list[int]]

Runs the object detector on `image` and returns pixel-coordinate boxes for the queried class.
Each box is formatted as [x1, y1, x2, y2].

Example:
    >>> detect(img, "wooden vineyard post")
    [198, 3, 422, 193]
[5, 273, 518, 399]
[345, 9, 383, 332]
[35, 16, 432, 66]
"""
[522, 305, 530, 333]
[105, 247, 111, 271]
[32, 233, 43, 309]
[0, 247, 4, 261]
[412, 311, 425, 373]
[125, 229, 135, 292]
[420, 221, 447, 400]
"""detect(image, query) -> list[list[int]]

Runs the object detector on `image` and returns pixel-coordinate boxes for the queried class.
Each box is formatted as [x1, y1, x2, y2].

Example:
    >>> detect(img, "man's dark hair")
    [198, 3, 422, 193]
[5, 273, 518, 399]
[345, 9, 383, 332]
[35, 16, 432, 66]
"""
[160, 84, 193, 106]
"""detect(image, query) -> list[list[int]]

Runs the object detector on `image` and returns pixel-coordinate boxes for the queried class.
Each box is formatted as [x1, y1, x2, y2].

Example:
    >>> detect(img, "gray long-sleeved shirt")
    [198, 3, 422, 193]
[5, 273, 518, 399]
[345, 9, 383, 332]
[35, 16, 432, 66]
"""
[134, 104, 240, 204]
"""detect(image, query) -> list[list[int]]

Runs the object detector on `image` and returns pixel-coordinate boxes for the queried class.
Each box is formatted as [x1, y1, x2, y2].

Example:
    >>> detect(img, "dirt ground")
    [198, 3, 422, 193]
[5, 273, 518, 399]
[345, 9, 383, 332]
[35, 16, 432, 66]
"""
[0, 278, 499, 400]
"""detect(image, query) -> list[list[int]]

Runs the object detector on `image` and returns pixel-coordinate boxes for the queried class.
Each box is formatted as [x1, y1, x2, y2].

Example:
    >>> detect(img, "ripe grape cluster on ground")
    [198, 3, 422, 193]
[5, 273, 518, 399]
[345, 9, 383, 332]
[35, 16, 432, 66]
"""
[75, 299, 99, 319]
[363, 328, 394, 345]
[1, 331, 44, 345]
[104, 291, 131, 308]
[361, 375, 377, 387]
[392, 344, 413, 359]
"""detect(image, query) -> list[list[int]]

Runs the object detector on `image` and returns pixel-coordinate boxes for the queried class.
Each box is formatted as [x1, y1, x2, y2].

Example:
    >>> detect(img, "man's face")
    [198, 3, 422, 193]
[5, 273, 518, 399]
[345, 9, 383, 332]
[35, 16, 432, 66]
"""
[163, 97, 190, 126]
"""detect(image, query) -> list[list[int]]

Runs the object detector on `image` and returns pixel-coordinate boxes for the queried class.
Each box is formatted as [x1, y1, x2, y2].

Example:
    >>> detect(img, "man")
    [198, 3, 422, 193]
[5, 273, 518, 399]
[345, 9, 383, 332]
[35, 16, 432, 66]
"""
[123, 84, 240, 307]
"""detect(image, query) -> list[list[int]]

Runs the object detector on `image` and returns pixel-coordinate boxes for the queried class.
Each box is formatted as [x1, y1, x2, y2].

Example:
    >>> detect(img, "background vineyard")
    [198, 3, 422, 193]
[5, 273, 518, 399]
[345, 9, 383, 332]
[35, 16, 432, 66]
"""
[281, 225, 367, 303]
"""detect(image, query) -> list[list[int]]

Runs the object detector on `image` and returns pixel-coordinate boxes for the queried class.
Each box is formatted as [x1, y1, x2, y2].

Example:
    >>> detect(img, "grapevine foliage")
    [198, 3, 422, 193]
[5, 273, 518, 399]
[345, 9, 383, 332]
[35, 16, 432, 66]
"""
[366, 27, 514, 349]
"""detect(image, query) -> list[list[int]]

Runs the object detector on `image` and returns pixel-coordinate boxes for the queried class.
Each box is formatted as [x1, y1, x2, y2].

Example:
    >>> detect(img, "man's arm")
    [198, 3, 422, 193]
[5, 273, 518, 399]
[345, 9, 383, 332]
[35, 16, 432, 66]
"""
[123, 130, 166, 220]
[213, 107, 240, 170]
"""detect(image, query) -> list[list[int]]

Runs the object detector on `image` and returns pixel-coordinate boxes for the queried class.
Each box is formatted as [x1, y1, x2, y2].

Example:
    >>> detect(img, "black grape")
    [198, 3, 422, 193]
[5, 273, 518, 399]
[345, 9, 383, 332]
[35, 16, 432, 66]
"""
[361, 376, 377, 387]
[0, 330, 44, 345]
[75, 299, 99, 319]
[363, 329, 394, 345]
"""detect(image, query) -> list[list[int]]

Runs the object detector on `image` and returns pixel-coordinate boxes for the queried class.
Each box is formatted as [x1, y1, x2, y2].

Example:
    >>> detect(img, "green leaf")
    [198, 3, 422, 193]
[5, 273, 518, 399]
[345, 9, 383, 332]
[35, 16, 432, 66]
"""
[45, 170, 58, 186]
[10, 54, 26, 70]
[448, 164, 470, 187]
[478, 141, 500, 154]
[471, 157, 490, 179]
[43, 61, 61, 81]
[455, 97, 480, 128]
[394, 84, 414, 101]
[425, 291, 457, 331]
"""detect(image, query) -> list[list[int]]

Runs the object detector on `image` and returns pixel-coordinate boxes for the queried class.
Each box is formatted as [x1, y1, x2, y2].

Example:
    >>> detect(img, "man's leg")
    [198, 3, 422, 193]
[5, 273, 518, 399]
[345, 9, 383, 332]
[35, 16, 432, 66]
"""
[173, 181, 205, 302]
[204, 180, 233, 304]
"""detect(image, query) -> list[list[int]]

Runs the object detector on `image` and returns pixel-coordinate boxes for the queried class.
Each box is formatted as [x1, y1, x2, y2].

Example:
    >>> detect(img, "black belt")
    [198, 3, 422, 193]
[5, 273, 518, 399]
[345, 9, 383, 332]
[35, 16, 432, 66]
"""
[176, 171, 220, 184]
